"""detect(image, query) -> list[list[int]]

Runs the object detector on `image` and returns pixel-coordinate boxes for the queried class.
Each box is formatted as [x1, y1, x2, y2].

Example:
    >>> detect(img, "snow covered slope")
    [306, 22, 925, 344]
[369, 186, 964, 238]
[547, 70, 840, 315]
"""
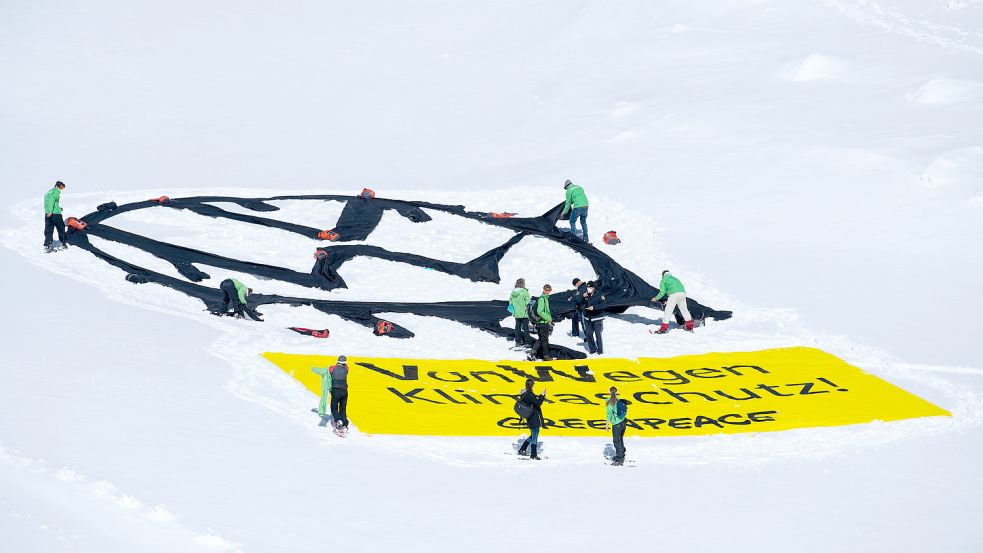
[2, 1, 983, 552]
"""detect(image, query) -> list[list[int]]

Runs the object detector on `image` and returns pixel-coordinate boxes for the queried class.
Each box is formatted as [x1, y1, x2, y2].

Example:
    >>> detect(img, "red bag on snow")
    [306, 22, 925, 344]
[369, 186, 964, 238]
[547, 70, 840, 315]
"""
[602, 231, 621, 245]
[374, 320, 393, 336]
[66, 217, 88, 230]
[360, 188, 376, 199]
[318, 230, 340, 241]
[289, 327, 330, 339]
[149, 195, 171, 204]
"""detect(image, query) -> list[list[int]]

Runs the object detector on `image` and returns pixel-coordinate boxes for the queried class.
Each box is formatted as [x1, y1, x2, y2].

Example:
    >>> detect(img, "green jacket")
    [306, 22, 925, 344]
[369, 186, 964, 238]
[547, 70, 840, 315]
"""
[230, 278, 249, 305]
[44, 187, 62, 215]
[561, 184, 589, 215]
[509, 287, 531, 319]
[536, 294, 552, 323]
[606, 401, 626, 426]
[311, 366, 333, 395]
[653, 273, 685, 301]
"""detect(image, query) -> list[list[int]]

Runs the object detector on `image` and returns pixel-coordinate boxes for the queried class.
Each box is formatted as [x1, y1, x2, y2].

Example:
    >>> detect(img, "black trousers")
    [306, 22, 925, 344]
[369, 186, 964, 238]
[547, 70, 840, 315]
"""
[43, 214, 66, 246]
[514, 318, 532, 345]
[534, 323, 552, 360]
[219, 279, 242, 312]
[331, 388, 349, 427]
[585, 318, 604, 354]
[571, 309, 583, 337]
[612, 420, 627, 462]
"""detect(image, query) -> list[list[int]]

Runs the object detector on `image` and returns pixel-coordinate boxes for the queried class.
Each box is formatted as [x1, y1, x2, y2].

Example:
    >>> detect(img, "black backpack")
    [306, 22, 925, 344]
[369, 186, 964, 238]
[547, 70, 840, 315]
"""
[514, 397, 534, 419]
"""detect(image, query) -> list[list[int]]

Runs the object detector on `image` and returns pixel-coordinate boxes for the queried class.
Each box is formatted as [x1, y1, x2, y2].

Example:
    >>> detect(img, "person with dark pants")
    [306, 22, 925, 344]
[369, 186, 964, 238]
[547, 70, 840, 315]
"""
[531, 284, 553, 361]
[509, 278, 532, 347]
[329, 355, 350, 429]
[569, 278, 588, 338]
[606, 386, 627, 466]
[583, 282, 606, 355]
[218, 278, 252, 317]
[43, 181, 67, 251]
[560, 179, 589, 242]
[517, 378, 547, 460]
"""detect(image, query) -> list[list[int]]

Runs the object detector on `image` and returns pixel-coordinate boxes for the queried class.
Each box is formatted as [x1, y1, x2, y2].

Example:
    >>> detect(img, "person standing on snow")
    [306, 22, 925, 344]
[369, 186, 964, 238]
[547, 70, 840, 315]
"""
[43, 181, 68, 251]
[605, 387, 628, 466]
[560, 179, 589, 242]
[583, 282, 606, 355]
[509, 278, 532, 347]
[517, 378, 547, 460]
[218, 278, 252, 318]
[310, 363, 334, 420]
[568, 278, 589, 338]
[329, 356, 350, 430]
[651, 270, 694, 333]
[532, 284, 554, 361]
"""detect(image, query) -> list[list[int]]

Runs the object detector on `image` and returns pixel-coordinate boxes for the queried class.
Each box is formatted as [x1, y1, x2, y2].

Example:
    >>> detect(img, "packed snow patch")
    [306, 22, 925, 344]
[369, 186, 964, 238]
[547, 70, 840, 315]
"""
[780, 54, 845, 82]
[906, 77, 983, 104]
[920, 147, 983, 198]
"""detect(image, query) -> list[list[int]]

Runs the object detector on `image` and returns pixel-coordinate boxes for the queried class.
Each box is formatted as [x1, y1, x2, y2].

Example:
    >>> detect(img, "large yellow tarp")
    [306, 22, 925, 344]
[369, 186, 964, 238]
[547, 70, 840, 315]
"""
[264, 347, 949, 437]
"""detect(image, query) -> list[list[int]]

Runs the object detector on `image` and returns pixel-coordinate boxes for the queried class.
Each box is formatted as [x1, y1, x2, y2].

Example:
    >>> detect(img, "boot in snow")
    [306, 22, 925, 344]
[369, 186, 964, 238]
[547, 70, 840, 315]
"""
[684, 320, 694, 332]
[530, 444, 541, 460]
[655, 323, 669, 334]
[517, 438, 530, 456]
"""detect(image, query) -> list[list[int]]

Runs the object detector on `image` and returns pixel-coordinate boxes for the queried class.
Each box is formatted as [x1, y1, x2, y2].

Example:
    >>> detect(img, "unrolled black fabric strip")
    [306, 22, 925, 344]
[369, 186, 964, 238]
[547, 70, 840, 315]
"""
[65, 194, 732, 360]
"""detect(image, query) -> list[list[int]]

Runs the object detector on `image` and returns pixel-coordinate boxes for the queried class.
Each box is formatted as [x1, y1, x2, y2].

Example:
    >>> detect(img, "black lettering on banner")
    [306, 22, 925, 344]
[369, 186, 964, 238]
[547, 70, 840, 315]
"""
[604, 371, 642, 382]
[719, 413, 752, 425]
[497, 417, 528, 429]
[497, 364, 596, 383]
[714, 387, 762, 401]
[686, 368, 725, 379]
[560, 418, 585, 429]
[434, 390, 465, 404]
[625, 419, 643, 430]
[632, 391, 671, 405]
[662, 389, 717, 403]
[817, 377, 849, 392]
[635, 418, 666, 429]
[428, 371, 468, 383]
[471, 370, 515, 383]
[388, 387, 443, 404]
[588, 419, 608, 429]
[788, 382, 828, 396]
[360, 363, 420, 381]
[454, 390, 483, 404]
[641, 369, 690, 386]
[748, 410, 778, 422]
[554, 393, 600, 405]
[668, 417, 692, 429]
[481, 393, 519, 405]
[755, 383, 795, 397]
[722, 365, 769, 377]
[693, 415, 724, 429]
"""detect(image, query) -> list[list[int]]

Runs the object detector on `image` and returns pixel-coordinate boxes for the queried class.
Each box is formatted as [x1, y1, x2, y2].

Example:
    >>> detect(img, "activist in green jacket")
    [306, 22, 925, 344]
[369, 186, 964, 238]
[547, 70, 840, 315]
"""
[606, 387, 628, 465]
[310, 366, 334, 417]
[561, 182, 589, 216]
[652, 271, 685, 302]
[509, 284, 531, 319]
[231, 278, 250, 306]
[606, 399, 626, 426]
[44, 186, 63, 215]
[536, 291, 552, 324]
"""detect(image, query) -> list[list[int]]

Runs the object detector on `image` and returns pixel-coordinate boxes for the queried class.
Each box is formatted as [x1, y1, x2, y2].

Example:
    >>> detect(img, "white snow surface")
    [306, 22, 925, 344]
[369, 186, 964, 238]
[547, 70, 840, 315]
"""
[2, 1, 983, 552]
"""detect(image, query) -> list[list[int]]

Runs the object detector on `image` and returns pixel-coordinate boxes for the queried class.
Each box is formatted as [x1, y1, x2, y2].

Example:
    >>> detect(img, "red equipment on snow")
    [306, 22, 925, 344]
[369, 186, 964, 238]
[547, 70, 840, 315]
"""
[360, 188, 376, 199]
[313, 249, 329, 260]
[66, 217, 88, 230]
[602, 231, 621, 245]
[490, 212, 516, 219]
[149, 196, 171, 204]
[318, 230, 340, 241]
[289, 327, 330, 339]
[374, 320, 394, 336]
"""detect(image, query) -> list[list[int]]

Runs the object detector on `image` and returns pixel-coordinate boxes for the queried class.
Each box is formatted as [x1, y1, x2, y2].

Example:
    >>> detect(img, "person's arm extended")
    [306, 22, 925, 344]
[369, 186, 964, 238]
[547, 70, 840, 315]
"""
[562, 188, 573, 215]
[311, 367, 329, 376]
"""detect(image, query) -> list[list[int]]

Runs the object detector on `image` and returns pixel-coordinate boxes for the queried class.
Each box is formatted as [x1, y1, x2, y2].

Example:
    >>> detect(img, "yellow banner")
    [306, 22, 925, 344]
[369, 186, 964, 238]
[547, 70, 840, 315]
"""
[264, 347, 949, 437]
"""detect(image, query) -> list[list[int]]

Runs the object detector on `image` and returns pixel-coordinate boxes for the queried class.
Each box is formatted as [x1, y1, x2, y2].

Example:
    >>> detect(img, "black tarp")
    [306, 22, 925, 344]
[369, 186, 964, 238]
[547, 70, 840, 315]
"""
[65, 194, 732, 359]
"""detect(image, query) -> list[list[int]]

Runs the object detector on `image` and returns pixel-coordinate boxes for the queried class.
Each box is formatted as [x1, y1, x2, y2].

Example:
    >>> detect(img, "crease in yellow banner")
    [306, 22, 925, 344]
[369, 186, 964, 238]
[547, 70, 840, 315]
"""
[264, 347, 950, 437]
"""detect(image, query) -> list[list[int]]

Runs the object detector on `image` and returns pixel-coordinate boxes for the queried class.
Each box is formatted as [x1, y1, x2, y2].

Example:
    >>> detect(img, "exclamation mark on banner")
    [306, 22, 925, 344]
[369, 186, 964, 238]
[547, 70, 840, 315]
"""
[818, 377, 849, 392]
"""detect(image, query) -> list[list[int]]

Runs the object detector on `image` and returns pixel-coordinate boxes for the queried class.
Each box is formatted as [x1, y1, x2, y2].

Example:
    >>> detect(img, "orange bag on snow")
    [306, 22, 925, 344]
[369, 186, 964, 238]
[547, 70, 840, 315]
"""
[318, 230, 340, 241]
[602, 231, 621, 245]
[375, 320, 394, 336]
[149, 195, 171, 204]
[66, 217, 88, 230]
[490, 212, 516, 219]
[360, 188, 376, 199]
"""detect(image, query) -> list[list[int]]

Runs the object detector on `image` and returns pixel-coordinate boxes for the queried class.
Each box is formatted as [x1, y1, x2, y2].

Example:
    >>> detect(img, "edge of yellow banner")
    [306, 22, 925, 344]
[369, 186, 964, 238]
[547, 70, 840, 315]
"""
[263, 346, 950, 437]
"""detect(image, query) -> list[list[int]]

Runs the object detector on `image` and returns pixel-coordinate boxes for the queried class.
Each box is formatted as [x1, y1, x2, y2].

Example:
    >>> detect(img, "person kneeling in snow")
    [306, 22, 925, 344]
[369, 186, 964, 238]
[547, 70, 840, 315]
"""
[217, 278, 262, 321]
[651, 270, 693, 333]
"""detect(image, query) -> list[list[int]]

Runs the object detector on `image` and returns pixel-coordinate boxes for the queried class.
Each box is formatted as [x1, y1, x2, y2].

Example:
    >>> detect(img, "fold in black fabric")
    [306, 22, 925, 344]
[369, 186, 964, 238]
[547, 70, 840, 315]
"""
[65, 194, 732, 359]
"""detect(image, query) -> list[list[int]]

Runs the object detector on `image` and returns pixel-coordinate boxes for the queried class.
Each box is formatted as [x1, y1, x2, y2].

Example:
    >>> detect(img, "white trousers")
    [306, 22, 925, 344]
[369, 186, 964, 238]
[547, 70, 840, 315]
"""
[662, 292, 691, 324]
